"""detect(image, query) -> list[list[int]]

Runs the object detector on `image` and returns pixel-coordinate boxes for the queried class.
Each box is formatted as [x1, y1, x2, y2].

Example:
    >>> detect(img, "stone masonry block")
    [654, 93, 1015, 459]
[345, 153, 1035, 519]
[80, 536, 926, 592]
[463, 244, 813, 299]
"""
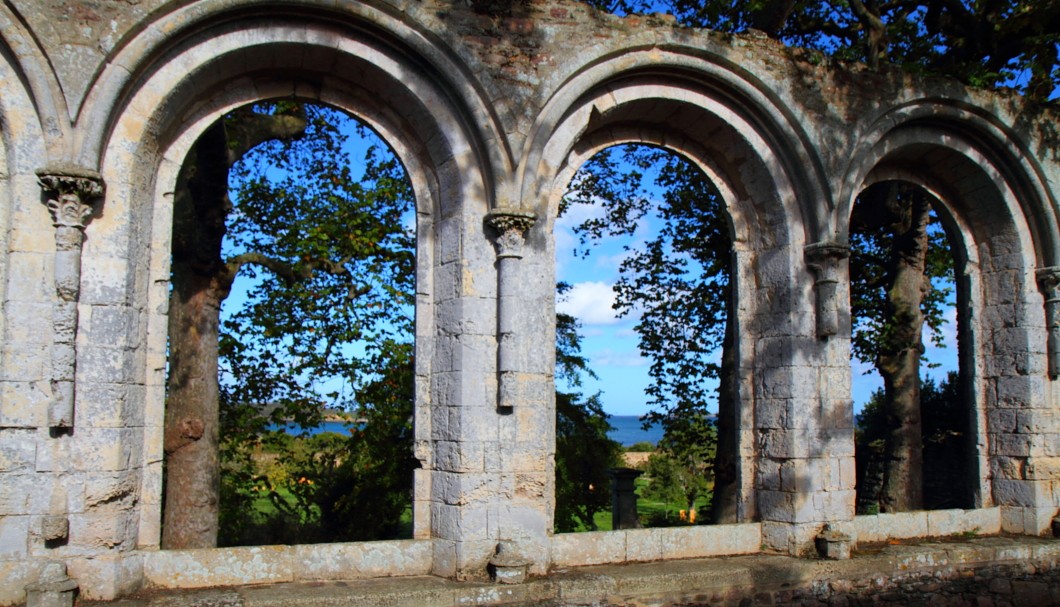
[35, 428, 137, 473]
[0, 515, 30, 559]
[434, 440, 485, 473]
[0, 341, 50, 384]
[551, 530, 627, 567]
[79, 256, 131, 306]
[80, 305, 139, 350]
[142, 545, 294, 590]
[0, 381, 49, 427]
[291, 540, 432, 580]
[995, 375, 1046, 408]
[875, 511, 928, 539]
[447, 405, 498, 441]
[75, 383, 133, 429]
[0, 429, 37, 472]
[78, 346, 136, 385]
[994, 478, 1051, 507]
[5, 252, 51, 302]
[83, 470, 140, 512]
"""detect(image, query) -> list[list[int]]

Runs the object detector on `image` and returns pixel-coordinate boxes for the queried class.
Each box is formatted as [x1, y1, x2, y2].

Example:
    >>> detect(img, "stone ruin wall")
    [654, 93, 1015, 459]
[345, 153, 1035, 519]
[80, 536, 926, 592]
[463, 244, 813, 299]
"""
[0, 0, 1059, 603]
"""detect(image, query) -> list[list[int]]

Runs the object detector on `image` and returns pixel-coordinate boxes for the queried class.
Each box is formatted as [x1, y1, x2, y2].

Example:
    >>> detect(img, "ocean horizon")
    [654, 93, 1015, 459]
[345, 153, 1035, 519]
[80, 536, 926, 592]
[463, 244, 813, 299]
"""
[272, 414, 663, 447]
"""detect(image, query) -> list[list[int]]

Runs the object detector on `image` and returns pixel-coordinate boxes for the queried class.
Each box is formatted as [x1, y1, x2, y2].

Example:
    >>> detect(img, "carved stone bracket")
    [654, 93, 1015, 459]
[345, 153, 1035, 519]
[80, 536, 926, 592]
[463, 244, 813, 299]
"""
[805, 242, 850, 338]
[1036, 266, 1060, 378]
[36, 167, 105, 430]
[486, 210, 536, 260]
[486, 209, 537, 410]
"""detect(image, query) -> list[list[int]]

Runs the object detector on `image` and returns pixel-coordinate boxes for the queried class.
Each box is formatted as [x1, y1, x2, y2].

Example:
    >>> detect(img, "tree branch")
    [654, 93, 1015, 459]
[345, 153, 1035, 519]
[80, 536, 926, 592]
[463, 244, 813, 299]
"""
[224, 105, 309, 167]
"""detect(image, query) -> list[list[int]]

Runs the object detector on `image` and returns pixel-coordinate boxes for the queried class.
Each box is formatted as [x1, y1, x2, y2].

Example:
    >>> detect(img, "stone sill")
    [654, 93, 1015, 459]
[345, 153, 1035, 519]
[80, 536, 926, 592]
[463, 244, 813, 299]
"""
[132, 508, 1002, 592]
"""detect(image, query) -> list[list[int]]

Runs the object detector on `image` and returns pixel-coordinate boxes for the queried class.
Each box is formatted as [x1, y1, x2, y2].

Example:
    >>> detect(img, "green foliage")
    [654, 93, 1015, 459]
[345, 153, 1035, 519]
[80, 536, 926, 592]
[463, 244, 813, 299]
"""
[555, 391, 623, 532]
[587, 0, 1059, 102]
[563, 145, 731, 427]
[562, 144, 730, 525]
[214, 103, 416, 544]
[642, 411, 717, 518]
[220, 103, 415, 439]
[220, 342, 416, 546]
[625, 441, 656, 453]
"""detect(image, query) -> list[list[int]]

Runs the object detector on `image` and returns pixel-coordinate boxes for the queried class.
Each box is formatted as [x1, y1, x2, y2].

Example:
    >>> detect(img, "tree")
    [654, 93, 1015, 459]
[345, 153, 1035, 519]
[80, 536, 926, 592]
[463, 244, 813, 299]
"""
[588, 0, 1059, 102]
[642, 411, 717, 522]
[856, 371, 968, 513]
[554, 283, 624, 532]
[164, 103, 415, 548]
[849, 182, 954, 511]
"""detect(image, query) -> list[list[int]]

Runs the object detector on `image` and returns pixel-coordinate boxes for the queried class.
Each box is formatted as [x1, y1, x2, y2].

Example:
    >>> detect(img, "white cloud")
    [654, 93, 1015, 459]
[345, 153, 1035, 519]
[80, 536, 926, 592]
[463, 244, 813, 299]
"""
[556, 281, 621, 325]
[592, 348, 648, 368]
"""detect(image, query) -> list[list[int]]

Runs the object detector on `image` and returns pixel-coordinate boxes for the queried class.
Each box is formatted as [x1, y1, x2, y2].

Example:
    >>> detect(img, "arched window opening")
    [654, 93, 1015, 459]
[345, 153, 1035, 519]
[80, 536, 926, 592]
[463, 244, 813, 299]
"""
[849, 180, 970, 514]
[554, 143, 737, 531]
[164, 102, 417, 549]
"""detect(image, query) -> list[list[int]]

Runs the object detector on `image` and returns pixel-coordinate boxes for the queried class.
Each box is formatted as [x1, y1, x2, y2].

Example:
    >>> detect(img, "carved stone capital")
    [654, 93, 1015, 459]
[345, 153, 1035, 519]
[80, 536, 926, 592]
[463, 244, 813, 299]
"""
[1037, 266, 1060, 301]
[805, 242, 850, 284]
[805, 242, 850, 338]
[486, 210, 536, 259]
[36, 167, 105, 230]
[1037, 266, 1060, 378]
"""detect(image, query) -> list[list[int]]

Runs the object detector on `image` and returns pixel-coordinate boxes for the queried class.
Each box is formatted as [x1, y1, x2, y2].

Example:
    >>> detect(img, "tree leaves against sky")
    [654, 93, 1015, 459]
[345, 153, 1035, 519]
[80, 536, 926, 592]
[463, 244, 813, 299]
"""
[563, 145, 732, 425]
[586, 0, 1058, 101]
[220, 104, 415, 437]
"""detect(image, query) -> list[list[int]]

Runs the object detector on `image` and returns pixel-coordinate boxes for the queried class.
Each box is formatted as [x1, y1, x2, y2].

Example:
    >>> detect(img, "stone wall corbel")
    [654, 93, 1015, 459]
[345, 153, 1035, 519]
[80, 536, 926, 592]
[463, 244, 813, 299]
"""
[805, 242, 849, 338]
[486, 209, 536, 411]
[1036, 266, 1060, 378]
[36, 166, 105, 430]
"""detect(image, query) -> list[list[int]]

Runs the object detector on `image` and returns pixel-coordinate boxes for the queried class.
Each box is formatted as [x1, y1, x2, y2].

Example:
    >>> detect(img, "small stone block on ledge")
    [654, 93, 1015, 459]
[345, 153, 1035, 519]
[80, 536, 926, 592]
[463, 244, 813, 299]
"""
[816, 527, 853, 560]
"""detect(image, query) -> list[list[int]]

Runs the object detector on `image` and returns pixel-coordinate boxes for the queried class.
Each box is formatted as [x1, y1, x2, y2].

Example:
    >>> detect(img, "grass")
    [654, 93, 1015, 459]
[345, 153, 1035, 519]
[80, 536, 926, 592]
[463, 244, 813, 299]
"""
[568, 477, 714, 532]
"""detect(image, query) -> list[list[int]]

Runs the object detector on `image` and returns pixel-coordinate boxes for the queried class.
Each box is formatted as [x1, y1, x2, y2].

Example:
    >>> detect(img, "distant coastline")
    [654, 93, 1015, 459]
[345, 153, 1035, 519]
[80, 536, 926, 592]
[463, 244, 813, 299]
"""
[273, 414, 664, 447]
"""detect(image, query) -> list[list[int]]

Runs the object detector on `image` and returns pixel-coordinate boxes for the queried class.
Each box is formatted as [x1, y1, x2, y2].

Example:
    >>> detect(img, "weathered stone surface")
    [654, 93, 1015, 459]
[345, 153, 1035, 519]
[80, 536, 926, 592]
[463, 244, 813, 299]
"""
[1, 0, 1059, 601]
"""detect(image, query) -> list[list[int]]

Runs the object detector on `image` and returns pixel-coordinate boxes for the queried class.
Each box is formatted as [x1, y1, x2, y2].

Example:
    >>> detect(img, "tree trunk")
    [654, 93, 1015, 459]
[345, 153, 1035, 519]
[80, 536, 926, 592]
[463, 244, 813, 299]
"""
[161, 107, 307, 549]
[162, 122, 233, 549]
[874, 185, 932, 513]
[711, 294, 739, 524]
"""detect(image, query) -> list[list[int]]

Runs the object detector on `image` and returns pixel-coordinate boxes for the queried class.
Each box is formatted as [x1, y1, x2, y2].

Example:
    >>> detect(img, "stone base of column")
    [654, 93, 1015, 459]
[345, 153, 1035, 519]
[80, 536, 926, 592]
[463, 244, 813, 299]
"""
[761, 522, 830, 556]
[1001, 505, 1058, 536]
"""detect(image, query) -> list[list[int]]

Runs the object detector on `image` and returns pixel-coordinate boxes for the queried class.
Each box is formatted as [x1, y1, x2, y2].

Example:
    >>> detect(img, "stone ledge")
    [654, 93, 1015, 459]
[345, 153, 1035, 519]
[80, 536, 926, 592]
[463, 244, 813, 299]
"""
[84, 536, 1060, 607]
[550, 523, 761, 568]
[140, 540, 432, 590]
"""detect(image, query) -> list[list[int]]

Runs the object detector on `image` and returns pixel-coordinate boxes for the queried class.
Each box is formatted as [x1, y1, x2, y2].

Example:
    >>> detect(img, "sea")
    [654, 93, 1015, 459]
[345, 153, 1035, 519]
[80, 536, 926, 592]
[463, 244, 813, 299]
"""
[272, 414, 663, 447]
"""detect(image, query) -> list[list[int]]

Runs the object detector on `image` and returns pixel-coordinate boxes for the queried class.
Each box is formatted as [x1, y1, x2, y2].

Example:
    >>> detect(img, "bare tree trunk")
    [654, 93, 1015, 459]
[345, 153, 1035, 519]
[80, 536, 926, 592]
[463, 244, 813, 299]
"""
[161, 108, 307, 549]
[162, 122, 232, 549]
[711, 300, 739, 524]
[873, 185, 932, 513]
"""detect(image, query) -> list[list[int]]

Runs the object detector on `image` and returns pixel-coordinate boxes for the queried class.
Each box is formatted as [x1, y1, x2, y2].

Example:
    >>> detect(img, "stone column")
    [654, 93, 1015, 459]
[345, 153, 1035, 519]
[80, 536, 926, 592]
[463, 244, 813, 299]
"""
[486, 209, 536, 411]
[1036, 267, 1060, 378]
[805, 242, 849, 338]
[36, 167, 105, 430]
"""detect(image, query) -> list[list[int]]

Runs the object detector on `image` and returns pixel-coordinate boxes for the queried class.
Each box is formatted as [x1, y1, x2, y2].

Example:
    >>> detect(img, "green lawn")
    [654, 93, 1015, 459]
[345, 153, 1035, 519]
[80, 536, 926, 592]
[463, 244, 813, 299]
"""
[573, 477, 713, 532]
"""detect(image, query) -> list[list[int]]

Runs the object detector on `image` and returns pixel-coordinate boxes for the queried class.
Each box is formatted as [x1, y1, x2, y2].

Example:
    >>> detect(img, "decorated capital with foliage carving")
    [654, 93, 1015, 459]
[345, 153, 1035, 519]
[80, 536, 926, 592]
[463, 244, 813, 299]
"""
[805, 242, 850, 338]
[36, 168, 105, 230]
[486, 210, 536, 259]
[1036, 266, 1060, 378]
